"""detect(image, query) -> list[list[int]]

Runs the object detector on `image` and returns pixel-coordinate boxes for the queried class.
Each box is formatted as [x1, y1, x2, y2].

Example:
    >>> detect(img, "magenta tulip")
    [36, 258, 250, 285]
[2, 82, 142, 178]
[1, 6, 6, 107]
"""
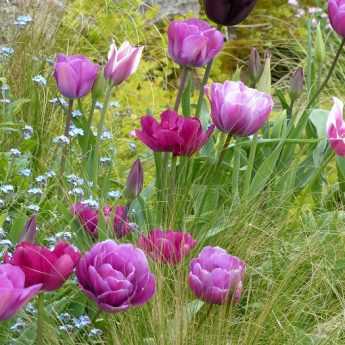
[328, 0, 345, 38]
[327, 97, 345, 156]
[54, 54, 99, 99]
[168, 19, 224, 67]
[205, 81, 273, 136]
[138, 229, 197, 265]
[113, 206, 134, 239]
[104, 41, 144, 86]
[135, 109, 214, 156]
[8, 241, 80, 291]
[189, 246, 245, 304]
[0, 264, 41, 321]
[76, 240, 156, 313]
[125, 159, 144, 201]
[71, 203, 114, 238]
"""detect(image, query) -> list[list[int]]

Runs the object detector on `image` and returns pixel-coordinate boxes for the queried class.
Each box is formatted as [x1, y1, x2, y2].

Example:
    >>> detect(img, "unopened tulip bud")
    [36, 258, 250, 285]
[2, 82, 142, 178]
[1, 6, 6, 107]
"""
[125, 159, 143, 201]
[248, 48, 263, 83]
[315, 24, 326, 66]
[92, 69, 106, 101]
[19, 216, 37, 243]
[256, 50, 271, 94]
[289, 67, 304, 101]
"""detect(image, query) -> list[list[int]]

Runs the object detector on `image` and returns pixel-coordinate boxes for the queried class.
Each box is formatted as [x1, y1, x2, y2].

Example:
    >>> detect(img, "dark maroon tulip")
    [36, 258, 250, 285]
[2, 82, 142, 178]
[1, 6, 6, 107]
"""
[204, 0, 257, 26]
[135, 109, 214, 156]
[138, 229, 197, 265]
[8, 241, 80, 291]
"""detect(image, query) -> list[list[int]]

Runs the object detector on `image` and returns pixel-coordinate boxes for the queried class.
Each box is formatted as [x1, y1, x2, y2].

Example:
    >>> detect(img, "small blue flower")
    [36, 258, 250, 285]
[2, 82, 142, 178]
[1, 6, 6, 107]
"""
[35, 175, 48, 184]
[108, 190, 122, 199]
[9, 148, 21, 158]
[0, 98, 11, 104]
[66, 175, 84, 186]
[129, 142, 137, 151]
[32, 75, 47, 86]
[10, 318, 25, 333]
[71, 109, 82, 118]
[23, 125, 33, 140]
[19, 168, 32, 177]
[68, 187, 84, 197]
[14, 15, 32, 27]
[53, 135, 70, 145]
[55, 232, 73, 241]
[73, 315, 91, 329]
[109, 100, 120, 108]
[89, 328, 103, 337]
[0, 184, 14, 194]
[95, 101, 103, 110]
[59, 312, 72, 323]
[28, 187, 43, 196]
[100, 157, 112, 166]
[0, 47, 14, 57]
[82, 198, 99, 209]
[27, 204, 40, 212]
[100, 130, 112, 141]
[69, 124, 84, 137]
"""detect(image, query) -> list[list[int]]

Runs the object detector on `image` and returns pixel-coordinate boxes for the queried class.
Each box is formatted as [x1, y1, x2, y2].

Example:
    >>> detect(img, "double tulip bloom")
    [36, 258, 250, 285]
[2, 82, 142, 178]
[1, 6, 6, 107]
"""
[138, 229, 197, 265]
[204, 0, 257, 26]
[0, 264, 41, 321]
[205, 81, 273, 136]
[328, 0, 345, 38]
[168, 19, 224, 67]
[188, 246, 246, 304]
[76, 240, 155, 312]
[135, 110, 214, 156]
[104, 41, 144, 86]
[71, 203, 134, 239]
[7, 241, 80, 291]
[327, 97, 345, 156]
[54, 54, 99, 99]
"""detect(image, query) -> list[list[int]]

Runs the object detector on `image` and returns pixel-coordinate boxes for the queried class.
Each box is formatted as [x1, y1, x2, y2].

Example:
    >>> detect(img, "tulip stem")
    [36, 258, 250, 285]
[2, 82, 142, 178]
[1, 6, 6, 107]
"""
[107, 314, 122, 345]
[232, 142, 241, 202]
[174, 66, 190, 112]
[195, 60, 214, 118]
[59, 98, 74, 177]
[87, 98, 97, 148]
[243, 134, 258, 198]
[195, 303, 213, 333]
[35, 294, 45, 345]
[97, 85, 113, 144]
[216, 133, 232, 168]
[307, 38, 345, 109]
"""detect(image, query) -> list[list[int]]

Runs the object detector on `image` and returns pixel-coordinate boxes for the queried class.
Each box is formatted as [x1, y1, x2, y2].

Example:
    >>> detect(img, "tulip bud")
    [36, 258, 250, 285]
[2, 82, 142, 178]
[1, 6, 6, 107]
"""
[92, 69, 106, 101]
[204, 0, 257, 26]
[256, 50, 271, 94]
[19, 216, 37, 243]
[248, 48, 263, 83]
[289, 67, 304, 101]
[315, 24, 326, 66]
[125, 159, 143, 201]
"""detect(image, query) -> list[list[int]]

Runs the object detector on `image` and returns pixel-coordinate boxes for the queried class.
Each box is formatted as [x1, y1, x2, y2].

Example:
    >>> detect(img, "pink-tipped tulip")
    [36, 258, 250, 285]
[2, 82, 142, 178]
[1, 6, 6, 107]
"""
[104, 41, 143, 86]
[189, 246, 246, 304]
[205, 81, 273, 136]
[8, 241, 80, 291]
[125, 159, 143, 201]
[0, 264, 42, 321]
[135, 109, 214, 156]
[138, 229, 197, 265]
[76, 240, 156, 313]
[54, 54, 99, 99]
[328, 0, 345, 38]
[327, 97, 345, 156]
[168, 19, 224, 67]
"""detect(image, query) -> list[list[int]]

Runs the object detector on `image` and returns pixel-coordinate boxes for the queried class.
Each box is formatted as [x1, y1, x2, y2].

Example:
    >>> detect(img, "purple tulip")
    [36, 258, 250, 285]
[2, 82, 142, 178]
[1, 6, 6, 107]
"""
[113, 206, 134, 239]
[104, 41, 144, 86]
[54, 54, 99, 99]
[168, 19, 224, 67]
[327, 97, 345, 156]
[328, 0, 345, 38]
[8, 241, 80, 291]
[135, 109, 214, 156]
[205, 81, 273, 136]
[0, 264, 42, 321]
[19, 215, 37, 243]
[204, 0, 257, 26]
[138, 229, 197, 265]
[76, 240, 156, 313]
[188, 246, 245, 304]
[125, 159, 144, 201]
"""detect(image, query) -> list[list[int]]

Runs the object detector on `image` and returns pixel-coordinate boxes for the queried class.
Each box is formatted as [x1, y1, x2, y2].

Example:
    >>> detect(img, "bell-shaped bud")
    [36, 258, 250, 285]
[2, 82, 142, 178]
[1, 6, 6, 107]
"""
[256, 50, 271, 94]
[248, 48, 263, 83]
[289, 67, 304, 101]
[19, 216, 37, 243]
[125, 159, 143, 201]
